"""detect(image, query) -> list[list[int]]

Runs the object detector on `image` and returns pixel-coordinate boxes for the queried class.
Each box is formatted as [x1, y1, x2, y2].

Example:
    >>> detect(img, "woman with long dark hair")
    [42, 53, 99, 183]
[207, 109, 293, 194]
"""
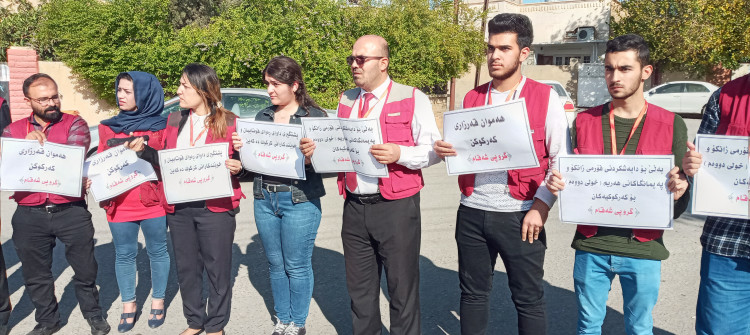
[233, 56, 327, 335]
[138, 63, 243, 335]
[95, 71, 170, 332]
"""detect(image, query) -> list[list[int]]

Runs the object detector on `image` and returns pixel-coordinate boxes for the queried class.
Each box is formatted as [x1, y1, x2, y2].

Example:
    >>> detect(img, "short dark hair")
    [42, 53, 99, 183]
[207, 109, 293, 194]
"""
[487, 13, 533, 50]
[22, 73, 57, 97]
[606, 34, 650, 66]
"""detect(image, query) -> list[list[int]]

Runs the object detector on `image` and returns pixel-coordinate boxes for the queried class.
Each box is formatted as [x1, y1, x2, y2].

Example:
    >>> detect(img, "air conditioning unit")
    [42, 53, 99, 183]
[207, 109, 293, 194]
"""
[577, 27, 595, 41]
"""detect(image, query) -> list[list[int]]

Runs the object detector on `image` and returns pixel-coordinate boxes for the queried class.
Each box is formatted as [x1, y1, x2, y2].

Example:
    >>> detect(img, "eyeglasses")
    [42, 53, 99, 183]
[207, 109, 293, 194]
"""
[27, 94, 62, 106]
[346, 55, 385, 66]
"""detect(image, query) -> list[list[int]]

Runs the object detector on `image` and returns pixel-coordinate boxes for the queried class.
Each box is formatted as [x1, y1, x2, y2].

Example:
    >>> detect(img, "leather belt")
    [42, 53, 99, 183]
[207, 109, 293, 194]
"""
[263, 183, 291, 193]
[26, 200, 86, 214]
[346, 191, 387, 205]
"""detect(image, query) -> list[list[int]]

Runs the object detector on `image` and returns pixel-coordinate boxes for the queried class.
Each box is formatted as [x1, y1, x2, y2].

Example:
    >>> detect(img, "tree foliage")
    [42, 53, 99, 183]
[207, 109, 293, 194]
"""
[612, 0, 750, 74]
[3, 0, 483, 109]
[0, 0, 55, 61]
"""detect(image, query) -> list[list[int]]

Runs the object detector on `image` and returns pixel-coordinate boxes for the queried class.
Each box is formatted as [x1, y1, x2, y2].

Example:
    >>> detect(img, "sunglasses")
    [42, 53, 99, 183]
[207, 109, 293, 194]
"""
[346, 55, 385, 66]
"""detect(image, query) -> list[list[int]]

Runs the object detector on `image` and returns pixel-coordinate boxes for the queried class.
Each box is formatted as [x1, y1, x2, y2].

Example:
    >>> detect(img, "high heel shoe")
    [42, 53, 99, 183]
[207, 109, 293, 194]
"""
[147, 308, 166, 328]
[117, 312, 137, 333]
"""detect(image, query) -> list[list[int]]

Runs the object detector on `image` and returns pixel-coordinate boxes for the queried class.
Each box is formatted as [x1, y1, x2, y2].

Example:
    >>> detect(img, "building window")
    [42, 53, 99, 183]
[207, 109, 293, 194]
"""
[555, 57, 563, 66]
[583, 56, 591, 63]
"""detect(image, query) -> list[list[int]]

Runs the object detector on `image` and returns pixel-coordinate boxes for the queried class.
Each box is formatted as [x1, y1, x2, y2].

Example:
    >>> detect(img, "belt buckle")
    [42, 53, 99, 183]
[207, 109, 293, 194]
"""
[265, 184, 278, 193]
[44, 204, 56, 214]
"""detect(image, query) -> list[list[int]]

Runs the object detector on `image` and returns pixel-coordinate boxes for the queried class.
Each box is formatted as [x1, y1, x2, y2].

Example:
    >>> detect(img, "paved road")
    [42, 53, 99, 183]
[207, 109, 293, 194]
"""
[0, 118, 704, 335]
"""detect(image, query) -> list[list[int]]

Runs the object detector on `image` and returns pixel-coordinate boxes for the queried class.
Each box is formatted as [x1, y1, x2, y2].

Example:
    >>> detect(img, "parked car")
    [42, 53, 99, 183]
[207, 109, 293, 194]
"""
[87, 88, 272, 157]
[645, 81, 719, 117]
[87, 88, 337, 157]
[538, 80, 576, 113]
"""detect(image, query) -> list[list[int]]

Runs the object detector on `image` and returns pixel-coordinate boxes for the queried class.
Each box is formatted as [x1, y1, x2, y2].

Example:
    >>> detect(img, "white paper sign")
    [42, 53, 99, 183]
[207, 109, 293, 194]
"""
[158, 143, 233, 204]
[691, 134, 749, 219]
[0, 138, 84, 197]
[84, 145, 158, 202]
[236, 120, 306, 180]
[340, 118, 388, 178]
[442, 99, 539, 175]
[300, 118, 354, 173]
[558, 155, 674, 229]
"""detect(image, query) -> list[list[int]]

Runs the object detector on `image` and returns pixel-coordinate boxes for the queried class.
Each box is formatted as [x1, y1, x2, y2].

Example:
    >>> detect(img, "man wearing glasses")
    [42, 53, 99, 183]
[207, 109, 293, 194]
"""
[1, 74, 111, 335]
[323, 35, 440, 334]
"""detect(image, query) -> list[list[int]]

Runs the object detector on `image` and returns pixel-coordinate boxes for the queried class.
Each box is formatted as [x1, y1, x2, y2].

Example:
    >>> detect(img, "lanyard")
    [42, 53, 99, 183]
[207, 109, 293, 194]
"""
[189, 111, 208, 147]
[486, 77, 522, 105]
[357, 81, 393, 118]
[26, 115, 51, 136]
[608, 102, 648, 155]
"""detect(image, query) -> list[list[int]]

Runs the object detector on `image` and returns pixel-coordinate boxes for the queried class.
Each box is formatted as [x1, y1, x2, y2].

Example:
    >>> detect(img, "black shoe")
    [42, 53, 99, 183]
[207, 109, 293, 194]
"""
[147, 308, 166, 329]
[26, 323, 61, 335]
[117, 312, 137, 333]
[86, 316, 111, 335]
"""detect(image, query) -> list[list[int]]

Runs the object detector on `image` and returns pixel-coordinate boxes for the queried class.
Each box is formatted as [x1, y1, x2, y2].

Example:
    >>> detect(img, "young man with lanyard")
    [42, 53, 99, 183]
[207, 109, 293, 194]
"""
[1, 74, 111, 335]
[682, 74, 750, 335]
[545, 34, 689, 334]
[305, 34, 441, 335]
[433, 13, 569, 335]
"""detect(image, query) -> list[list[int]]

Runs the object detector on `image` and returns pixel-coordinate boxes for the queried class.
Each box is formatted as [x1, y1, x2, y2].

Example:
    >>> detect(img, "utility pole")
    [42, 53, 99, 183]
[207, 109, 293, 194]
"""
[473, 0, 490, 88]
[449, 0, 460, 110]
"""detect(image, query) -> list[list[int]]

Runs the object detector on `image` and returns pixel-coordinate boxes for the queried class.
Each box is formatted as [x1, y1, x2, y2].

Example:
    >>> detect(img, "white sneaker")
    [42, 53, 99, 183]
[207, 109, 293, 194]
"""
[272, 316, 289, 335]
[284, 322, 306, 335]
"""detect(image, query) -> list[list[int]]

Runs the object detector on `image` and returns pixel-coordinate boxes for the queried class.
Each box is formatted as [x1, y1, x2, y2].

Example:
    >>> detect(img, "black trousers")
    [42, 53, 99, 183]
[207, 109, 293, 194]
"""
[455, 204, 547, 335]
[11, 205, 102, 326]
[342, 193, 421, 335]
[168, 206, 236, 333]
[0, 242, 11, 325]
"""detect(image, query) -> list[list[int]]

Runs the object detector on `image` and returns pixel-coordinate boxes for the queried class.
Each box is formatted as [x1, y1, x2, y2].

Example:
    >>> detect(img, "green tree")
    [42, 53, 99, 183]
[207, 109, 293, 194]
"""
[0, 0, 55, 61]
[31, 0, 483, 108]
[612, 0, 750, 75]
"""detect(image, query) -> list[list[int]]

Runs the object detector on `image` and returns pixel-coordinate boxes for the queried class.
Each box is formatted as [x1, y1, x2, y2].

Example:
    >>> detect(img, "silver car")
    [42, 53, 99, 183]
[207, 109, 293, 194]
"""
[645, 81, 719, 117]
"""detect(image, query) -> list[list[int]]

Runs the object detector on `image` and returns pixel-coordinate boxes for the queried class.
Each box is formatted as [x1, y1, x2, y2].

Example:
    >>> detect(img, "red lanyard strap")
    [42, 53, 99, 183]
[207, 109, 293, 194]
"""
[189, 111, 208, 147]
[486, 77, 522, 105]
[609, 102, 648, 155]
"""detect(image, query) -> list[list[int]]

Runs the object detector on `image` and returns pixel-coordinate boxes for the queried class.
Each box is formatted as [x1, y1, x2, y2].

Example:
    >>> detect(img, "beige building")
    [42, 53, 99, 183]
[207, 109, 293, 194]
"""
[453, 0, 612, 109]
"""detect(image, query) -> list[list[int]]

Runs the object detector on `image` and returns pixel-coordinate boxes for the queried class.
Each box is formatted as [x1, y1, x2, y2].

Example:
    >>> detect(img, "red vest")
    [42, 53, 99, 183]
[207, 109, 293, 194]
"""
[717, 74, 750, 136]
[335, 81, 424, 200]
[8, 113, 86, 205]
[458, 79, 551, 200]
[574, 103, 674, 242]
[97, 125, 166, 212]
[162, 111, 243, 213]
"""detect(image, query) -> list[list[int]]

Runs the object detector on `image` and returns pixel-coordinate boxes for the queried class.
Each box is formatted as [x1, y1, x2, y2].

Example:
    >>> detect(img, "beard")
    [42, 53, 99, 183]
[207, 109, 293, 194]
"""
[489, 60, 521, 82]
[32, 104, 63, 123]
[608, 83, 639, 100]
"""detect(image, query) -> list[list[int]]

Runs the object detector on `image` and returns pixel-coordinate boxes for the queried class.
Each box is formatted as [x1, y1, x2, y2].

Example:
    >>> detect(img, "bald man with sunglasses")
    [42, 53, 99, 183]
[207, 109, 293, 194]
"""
[303, 35, 441, 334]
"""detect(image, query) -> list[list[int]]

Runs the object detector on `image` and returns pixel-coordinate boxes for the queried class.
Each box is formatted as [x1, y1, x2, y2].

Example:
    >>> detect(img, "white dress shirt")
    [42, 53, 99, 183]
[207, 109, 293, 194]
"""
[461, 76, 571, 212]
[342, 77, 442, 194]
[176, 113, 208, 148]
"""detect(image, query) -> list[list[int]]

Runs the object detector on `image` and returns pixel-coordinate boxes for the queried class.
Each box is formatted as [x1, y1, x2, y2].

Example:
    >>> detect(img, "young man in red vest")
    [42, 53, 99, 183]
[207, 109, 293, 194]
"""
[302, 35, 441, 334]
[433, 13, 570, 335]
[683, 74, 750, 335]
[1, 74, 111, 335]
[546, 34, 689, 334]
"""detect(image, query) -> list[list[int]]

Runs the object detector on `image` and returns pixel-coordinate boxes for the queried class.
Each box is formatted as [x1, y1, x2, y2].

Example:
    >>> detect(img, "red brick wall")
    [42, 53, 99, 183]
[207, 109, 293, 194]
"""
[7, 47, 39, 121]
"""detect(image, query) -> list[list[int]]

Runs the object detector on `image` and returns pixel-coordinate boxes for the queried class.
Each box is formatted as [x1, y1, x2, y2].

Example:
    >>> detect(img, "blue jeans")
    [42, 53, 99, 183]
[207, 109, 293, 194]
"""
[573, 250, 661, 335]
[254, 189, 321, 326]
[696, 250, 750, 335]
[108, 216, 170, 302]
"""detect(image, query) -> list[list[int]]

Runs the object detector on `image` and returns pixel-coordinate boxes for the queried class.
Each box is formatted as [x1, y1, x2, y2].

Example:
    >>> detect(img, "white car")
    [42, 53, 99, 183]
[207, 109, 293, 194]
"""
[538, 80, 576, 113]
[645, 81, 719, 116]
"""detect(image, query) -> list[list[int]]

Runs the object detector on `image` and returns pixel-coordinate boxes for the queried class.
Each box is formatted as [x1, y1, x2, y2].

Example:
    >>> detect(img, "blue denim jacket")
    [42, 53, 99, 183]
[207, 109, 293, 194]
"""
[251, 105, 327, 203]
